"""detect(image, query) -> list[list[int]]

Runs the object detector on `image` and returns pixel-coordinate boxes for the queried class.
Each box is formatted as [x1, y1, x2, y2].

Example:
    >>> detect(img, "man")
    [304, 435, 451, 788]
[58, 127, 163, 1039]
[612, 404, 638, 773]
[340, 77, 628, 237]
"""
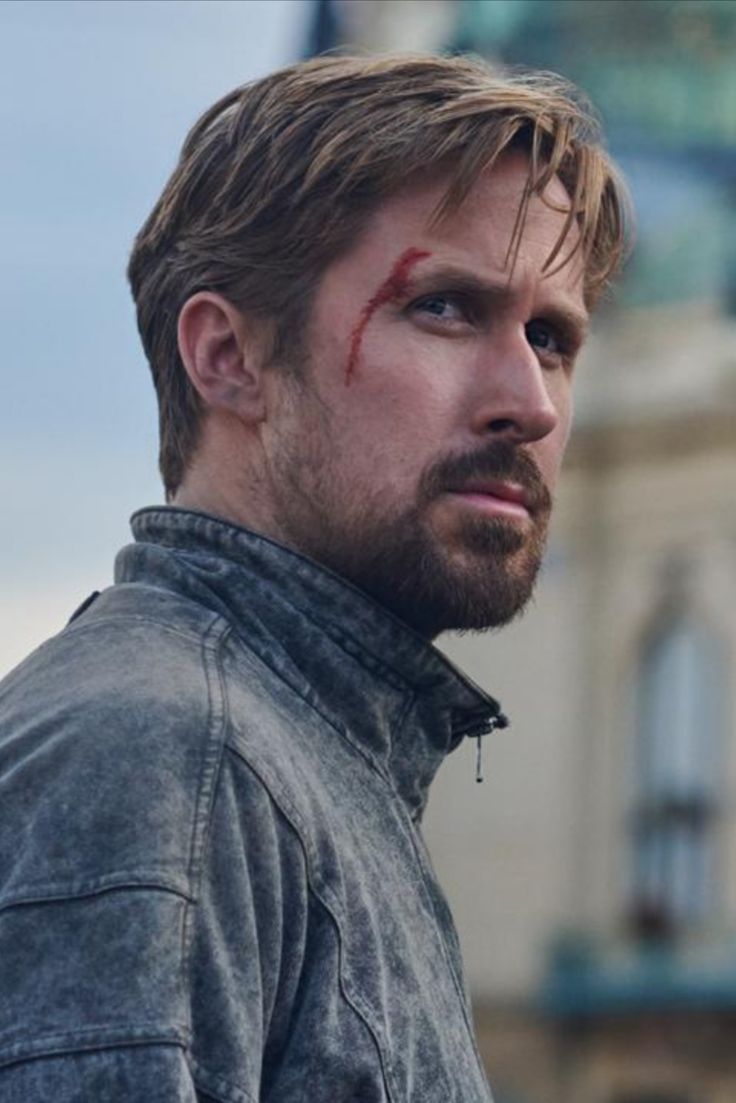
[0, 55, 628, 1101]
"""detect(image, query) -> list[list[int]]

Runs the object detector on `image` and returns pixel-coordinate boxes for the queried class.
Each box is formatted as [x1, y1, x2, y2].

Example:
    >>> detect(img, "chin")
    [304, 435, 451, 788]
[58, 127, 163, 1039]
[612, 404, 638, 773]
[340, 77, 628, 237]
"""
[333, 504, 548, 639]
[383, 548, 544, 639]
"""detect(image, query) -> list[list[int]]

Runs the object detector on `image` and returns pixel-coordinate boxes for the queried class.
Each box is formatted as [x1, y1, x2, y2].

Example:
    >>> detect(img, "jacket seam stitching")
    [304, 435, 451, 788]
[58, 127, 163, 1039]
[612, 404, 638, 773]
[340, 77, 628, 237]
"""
[0, 878, 194, 915]
[398, 817, 490, 1085]
[304, 616, 417, 691]
[224, 744, 398, 1103]
[309, 881, 397, 1103]
[61, 614, 212, 648]
[0, 1026, 191, 1071]
[184, 618, 232, 897]
[226, 634, 399, 791]
[189, 1054, 258, 1103]
[179, 619, 233, 1042]
[386, 690, 420, 799]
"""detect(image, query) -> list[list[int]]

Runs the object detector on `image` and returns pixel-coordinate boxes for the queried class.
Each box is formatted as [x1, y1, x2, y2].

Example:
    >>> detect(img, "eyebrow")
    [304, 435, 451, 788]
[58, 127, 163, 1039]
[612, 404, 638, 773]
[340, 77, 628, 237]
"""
[404, 263, 591, 342]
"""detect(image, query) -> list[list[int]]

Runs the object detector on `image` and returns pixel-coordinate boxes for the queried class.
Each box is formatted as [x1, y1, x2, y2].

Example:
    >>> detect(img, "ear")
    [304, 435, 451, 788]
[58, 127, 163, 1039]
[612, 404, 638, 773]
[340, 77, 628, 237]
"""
[177, 292, 267, 423]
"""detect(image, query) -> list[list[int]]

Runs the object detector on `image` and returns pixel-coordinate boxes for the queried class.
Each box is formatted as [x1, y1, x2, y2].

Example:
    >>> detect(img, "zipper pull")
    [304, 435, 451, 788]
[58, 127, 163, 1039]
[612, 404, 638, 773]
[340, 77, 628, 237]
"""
[475, 712, 509, 783]
[475, 733, 484, 783]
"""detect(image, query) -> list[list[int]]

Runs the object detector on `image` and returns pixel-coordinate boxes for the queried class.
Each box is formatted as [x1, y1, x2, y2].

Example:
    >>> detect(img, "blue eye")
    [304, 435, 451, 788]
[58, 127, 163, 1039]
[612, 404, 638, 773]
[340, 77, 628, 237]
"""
[414, 295, 468, 323]
[525, 319, 560, 353]
[412, 295, 474, 324]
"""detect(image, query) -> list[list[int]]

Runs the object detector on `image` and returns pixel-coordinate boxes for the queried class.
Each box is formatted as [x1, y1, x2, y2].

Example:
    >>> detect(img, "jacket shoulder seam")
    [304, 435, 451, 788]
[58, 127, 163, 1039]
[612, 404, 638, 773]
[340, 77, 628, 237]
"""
[180, 619, 233, 986]
[61, 613, 221, 649]
[184, 617, 232, 896]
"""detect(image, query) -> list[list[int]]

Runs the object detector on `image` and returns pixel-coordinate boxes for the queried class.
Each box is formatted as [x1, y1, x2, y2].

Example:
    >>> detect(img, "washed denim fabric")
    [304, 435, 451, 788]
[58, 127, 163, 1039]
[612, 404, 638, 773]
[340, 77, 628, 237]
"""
[0, 507, 506, 1102]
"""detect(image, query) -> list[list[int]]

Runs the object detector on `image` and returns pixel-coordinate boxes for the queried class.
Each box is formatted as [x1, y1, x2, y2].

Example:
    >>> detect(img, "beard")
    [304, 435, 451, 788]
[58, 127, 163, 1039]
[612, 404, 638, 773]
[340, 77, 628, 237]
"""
[321, 442, 551, 638]
[271, 410, 553, 639]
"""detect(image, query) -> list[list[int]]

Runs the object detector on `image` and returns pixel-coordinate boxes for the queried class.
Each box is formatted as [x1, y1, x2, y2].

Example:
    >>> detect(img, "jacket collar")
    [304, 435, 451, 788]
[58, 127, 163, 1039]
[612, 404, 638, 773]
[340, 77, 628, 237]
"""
[118, 507, 506, 819]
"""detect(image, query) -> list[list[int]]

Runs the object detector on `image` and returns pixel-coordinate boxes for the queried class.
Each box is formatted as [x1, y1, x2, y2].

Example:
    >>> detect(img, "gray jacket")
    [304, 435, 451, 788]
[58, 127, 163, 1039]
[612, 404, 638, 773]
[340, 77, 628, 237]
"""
[0, 507, 505, 1102]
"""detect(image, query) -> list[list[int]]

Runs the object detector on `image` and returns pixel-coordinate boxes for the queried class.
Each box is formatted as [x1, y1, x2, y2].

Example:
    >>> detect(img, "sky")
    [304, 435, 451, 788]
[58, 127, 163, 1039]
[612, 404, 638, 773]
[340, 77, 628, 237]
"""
[0, 0, 310, 674]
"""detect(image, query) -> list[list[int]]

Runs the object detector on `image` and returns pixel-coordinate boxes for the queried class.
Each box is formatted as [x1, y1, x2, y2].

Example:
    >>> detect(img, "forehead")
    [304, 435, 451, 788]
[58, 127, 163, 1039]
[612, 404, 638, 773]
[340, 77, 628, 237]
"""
[322, 150, 586, 313]
[399, 153, 575, 265]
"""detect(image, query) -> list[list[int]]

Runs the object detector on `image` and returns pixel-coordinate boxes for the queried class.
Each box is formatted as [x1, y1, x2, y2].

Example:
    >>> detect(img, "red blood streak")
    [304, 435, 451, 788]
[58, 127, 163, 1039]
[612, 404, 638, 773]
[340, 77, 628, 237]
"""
[344, 247, 431, 383]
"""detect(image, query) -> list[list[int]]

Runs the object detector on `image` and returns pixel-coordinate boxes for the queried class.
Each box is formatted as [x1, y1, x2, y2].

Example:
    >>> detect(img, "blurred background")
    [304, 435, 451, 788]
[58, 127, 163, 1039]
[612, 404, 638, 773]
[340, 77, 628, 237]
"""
[1, 2, 735, 1101]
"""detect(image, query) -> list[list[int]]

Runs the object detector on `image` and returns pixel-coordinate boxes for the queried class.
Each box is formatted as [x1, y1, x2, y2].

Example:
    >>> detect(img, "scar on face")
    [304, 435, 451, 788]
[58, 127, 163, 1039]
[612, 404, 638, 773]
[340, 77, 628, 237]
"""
[345, 247, 431, 383]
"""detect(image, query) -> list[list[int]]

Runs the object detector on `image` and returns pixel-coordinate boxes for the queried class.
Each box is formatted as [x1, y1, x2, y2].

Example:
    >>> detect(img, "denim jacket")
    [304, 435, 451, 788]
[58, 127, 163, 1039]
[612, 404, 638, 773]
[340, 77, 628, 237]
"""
[0, 508, 505, 1102]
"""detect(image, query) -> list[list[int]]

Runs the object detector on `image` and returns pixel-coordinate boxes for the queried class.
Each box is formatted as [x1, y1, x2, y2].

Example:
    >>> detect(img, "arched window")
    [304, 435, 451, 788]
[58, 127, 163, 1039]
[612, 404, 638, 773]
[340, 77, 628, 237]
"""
[630, 613, 725, 932]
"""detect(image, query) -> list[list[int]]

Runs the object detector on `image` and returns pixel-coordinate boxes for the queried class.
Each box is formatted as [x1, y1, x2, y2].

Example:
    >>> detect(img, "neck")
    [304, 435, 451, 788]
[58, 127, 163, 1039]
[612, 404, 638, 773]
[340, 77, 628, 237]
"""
[172, 455, 284, 551]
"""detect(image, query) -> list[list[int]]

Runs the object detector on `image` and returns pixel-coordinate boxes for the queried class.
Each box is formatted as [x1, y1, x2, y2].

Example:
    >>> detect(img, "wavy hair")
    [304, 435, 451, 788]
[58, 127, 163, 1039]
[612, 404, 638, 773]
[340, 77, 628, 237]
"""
[128, 54, 631, 498]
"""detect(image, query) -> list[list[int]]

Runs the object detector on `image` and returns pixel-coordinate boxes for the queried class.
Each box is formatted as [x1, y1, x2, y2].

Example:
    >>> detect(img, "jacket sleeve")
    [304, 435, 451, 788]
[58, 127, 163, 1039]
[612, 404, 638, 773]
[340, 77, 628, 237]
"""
[0, 1046, 202, 1102]
[0, 883, 202, 1099]
[0, 746, 308, 1103]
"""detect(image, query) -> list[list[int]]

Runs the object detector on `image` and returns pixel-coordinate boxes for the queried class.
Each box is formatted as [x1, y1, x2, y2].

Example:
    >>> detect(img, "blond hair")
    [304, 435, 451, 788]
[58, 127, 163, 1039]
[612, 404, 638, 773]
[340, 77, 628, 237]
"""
[128, 53, 630, 498]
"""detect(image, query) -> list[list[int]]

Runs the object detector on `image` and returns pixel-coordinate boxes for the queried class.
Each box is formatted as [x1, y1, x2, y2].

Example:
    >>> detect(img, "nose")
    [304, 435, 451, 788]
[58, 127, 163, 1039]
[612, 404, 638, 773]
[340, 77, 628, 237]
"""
[471, 330, 560, 444]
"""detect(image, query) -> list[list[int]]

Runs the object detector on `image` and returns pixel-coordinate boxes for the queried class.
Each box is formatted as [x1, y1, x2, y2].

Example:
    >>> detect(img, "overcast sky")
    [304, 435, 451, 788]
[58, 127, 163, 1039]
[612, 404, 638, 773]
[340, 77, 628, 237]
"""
[0, 0, 310, 674]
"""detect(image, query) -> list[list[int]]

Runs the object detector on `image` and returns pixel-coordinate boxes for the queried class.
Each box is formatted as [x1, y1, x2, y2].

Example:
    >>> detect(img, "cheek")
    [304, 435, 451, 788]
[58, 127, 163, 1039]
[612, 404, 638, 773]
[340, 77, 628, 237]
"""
[333, 324, 457, 420]
[560, 383, 575, 449]
[339, 410, 437, 477]
[327, 387, 446, 499]
[551, 417, 574, 486]
[533, 383, 574, 485]
[360, 336, 467, 423]
[546, 367, 574, 434]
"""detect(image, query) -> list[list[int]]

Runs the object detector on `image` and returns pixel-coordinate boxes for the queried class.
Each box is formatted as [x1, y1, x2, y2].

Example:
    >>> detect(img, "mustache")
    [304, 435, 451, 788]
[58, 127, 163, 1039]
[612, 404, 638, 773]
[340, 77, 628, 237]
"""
[420, 441, 552, 516]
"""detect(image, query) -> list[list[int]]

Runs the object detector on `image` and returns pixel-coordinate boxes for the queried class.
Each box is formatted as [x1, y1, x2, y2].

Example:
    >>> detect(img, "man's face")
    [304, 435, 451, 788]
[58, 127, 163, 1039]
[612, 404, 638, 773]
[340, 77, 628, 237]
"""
[262, 152, 588, 638]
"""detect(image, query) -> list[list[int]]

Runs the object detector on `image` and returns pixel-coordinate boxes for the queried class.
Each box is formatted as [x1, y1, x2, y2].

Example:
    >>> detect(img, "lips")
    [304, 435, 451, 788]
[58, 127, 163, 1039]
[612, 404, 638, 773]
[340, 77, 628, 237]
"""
[421, 441, 552, 520]
[455, 479, 534, 513]
[445, 478, 542, 522]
